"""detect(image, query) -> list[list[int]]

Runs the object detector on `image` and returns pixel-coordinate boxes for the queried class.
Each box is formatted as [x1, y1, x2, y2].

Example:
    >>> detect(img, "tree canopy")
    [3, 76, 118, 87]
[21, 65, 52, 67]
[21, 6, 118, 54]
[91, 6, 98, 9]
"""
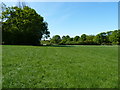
[2, 6, 50, 45]
[50, 35, 61, 44]
[41, 30, 120, 45]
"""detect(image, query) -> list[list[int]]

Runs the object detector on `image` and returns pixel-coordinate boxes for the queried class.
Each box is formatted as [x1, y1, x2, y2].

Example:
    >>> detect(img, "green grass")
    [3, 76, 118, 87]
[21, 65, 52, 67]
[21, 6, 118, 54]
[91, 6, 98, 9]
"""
[2, 45, 118, 88]
[0, 45, 2, 89]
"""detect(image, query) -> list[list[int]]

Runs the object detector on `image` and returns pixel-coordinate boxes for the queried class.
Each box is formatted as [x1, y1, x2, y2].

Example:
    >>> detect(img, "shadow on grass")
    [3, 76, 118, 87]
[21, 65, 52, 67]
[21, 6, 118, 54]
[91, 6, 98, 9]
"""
[2, 44, 74, 47]
[43, 45, 75, 47]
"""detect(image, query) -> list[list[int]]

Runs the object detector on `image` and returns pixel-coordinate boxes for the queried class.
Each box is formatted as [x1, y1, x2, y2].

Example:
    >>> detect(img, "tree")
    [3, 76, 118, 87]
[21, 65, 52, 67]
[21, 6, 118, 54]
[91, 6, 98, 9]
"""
[80, 34, 87, 42]
[50, 35, 61, 44]
[64, 35, 72, 45]
[73, 36, 80, 42]
[66, 35, 70, 40]
[60, 36, 67, 45]
[86, 35, 95, 42]
[99, 32, 108, 44]
[118, 30, 120, 45]
[1, 2, 7, 22]
[109, 30, 119, 45]
[93, 32, 108, 45]
[60, 36, 65, 44]
[106, 31, 113, 36]
[2, 6, 50, 45]
[106, 31, 113, 44]
[93, 34, 101, 44]
[69, 37, 74, 41]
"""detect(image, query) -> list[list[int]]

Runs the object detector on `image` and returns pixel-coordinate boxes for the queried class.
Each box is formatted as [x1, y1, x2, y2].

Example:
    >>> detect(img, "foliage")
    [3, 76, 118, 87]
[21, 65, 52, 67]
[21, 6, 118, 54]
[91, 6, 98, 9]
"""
[41, 40, 51, 45]
[109, 30, 119, 45]
[2, 6, 50, 45]
[80, 34, 87, 42]
[59, 35, 71, 45]
[86, 35, 95, 42]
[92, 30, 119, 45]
[93, 34, 102, 44]
[50, 35, 61, 44]
[73, 36, 80, 42]
[42, 30, 119, 45]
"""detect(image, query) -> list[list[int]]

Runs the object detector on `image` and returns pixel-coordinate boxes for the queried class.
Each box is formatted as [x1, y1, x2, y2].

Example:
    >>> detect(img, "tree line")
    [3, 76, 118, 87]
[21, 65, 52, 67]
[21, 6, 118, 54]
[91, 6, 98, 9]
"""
[41, 30, 120, 45]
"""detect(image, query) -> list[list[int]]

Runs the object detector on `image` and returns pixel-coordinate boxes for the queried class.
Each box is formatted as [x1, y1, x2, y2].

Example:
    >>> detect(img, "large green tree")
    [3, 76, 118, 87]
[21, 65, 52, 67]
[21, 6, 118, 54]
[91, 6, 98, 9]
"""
[2, 6, 50, 45]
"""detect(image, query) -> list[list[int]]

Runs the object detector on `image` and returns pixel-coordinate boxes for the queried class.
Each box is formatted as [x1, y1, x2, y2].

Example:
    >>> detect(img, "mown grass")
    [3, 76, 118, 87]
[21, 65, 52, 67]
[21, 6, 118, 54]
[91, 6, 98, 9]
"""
[2, 45, 118, 88]
[0, 45, 2, 89]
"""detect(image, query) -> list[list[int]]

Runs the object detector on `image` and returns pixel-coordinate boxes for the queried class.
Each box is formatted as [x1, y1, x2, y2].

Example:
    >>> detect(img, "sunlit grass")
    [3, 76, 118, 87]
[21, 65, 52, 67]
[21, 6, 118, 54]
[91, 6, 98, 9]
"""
[2, 45, 118, 88]
[0, 45, 2, 89]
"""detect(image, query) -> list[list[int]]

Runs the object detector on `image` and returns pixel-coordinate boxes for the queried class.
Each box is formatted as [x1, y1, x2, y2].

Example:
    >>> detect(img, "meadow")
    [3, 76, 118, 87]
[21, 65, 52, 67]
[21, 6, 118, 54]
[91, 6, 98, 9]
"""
[2, 45, 118, 88]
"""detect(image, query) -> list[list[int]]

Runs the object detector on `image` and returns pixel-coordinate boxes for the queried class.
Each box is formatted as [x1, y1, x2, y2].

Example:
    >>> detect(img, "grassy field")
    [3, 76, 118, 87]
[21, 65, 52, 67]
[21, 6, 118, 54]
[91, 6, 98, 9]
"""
[2, 45, 118, 88]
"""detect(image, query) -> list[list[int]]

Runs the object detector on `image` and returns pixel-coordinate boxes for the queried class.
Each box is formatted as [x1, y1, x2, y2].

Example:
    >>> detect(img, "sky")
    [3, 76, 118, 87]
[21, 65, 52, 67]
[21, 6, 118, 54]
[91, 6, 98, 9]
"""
[3, 2, 118, 38]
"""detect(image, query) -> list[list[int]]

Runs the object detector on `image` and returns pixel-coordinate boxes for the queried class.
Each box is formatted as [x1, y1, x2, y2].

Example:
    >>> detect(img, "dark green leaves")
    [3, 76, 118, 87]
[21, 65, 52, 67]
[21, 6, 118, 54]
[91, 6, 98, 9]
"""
[2, 6, 50, 45]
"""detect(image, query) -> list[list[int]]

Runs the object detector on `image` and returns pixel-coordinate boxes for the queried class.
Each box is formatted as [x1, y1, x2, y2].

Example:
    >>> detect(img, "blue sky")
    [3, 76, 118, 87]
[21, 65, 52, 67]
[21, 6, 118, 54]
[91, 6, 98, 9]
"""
[4, 2, 118, 38]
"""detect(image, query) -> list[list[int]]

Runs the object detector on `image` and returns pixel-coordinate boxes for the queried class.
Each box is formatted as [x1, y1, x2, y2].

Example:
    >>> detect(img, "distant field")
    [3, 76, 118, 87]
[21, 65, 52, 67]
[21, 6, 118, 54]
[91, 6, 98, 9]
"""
[2, 45, 118, 88]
